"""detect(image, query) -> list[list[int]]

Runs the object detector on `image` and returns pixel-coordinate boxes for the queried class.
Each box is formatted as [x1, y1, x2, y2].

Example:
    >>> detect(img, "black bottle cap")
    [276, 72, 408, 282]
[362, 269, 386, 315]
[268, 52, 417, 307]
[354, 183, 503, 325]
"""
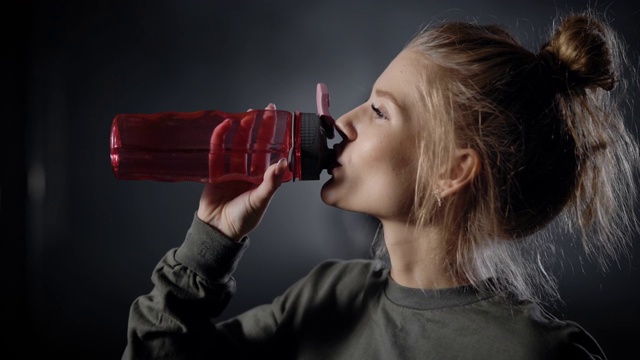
[299, 113, 332, 180]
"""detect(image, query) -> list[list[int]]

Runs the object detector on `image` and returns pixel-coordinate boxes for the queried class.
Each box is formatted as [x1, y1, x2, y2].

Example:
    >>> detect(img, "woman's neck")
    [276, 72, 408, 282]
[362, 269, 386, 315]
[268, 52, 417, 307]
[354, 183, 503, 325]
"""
[381, 220, 461, 289]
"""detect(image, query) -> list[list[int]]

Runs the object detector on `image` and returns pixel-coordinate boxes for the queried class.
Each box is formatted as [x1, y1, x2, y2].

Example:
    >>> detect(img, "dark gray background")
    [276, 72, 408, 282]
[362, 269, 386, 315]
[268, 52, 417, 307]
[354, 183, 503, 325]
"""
[3, 1, 639, 359]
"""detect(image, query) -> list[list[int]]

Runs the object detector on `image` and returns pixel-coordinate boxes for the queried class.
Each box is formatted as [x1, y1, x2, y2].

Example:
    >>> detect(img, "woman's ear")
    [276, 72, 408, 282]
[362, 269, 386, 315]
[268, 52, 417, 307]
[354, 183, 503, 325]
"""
[437, 148, 480, 198]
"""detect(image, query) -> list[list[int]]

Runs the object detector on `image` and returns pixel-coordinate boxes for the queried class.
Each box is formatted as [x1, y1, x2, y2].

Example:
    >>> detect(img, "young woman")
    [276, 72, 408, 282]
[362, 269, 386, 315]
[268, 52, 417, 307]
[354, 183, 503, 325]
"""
[123, 11, 638, 359]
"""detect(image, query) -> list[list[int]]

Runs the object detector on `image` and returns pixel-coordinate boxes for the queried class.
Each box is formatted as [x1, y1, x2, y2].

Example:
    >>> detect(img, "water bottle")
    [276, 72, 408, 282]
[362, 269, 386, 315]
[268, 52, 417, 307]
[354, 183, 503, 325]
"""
[110, 83, 337, 183]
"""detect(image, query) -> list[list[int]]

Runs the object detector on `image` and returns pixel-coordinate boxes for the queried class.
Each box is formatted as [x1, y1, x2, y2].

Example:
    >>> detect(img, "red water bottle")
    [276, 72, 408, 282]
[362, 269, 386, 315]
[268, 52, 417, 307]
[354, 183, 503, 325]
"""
[110, 83, 336, 183]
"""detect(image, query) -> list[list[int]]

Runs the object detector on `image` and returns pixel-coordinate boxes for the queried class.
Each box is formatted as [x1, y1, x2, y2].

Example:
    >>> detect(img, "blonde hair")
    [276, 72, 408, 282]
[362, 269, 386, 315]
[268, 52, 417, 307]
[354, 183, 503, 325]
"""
[377, 12, 639, 302]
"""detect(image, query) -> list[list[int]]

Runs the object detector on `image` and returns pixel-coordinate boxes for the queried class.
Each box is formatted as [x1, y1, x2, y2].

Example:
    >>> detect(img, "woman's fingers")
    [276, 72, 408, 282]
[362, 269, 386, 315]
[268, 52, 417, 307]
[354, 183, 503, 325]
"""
[209, 104, 279, 182]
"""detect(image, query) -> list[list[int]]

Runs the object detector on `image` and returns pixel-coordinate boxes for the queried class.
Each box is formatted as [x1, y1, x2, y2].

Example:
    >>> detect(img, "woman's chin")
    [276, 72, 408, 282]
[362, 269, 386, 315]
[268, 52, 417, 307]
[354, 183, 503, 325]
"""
[320, 178, 340, 206]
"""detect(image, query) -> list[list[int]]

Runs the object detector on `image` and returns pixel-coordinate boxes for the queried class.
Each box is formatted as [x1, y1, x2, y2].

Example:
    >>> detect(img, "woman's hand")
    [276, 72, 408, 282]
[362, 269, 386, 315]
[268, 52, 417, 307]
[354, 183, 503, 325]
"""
[197, 103, 287, 241]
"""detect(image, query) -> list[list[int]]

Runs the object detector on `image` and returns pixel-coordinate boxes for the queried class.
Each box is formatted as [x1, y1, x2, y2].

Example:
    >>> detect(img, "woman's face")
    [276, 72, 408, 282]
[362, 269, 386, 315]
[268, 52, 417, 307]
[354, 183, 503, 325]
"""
[321, 50, 426, 221]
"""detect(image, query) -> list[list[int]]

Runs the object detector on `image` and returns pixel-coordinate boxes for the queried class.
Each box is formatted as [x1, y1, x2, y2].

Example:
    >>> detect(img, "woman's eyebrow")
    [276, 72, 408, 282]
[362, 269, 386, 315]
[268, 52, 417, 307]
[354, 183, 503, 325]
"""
[374, 88, 401, 108]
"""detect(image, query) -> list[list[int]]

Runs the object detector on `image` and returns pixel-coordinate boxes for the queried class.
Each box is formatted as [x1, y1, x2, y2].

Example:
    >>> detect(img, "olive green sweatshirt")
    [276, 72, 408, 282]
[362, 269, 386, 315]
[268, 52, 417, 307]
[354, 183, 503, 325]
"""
[123, 214, 606, 359]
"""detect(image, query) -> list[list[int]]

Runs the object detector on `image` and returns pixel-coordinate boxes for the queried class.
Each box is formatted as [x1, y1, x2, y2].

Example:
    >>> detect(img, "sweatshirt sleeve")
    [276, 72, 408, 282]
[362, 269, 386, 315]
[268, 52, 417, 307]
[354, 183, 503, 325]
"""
[122, 213, 250, 360]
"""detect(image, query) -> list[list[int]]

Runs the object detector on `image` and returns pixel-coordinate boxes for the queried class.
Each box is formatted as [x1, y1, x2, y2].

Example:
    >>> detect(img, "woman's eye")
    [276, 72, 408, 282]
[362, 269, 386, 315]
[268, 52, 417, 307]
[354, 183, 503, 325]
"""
[371, 103, 387, 120]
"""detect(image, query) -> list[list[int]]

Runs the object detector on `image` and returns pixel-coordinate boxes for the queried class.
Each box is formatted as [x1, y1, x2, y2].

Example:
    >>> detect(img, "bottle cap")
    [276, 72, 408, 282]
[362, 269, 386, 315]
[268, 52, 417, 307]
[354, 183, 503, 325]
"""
[294, 83, 337, 180]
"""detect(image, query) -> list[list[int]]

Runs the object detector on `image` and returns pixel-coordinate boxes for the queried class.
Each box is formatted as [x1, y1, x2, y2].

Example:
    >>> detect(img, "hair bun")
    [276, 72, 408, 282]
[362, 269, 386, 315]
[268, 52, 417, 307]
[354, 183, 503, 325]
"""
[539, 15, 617, 92]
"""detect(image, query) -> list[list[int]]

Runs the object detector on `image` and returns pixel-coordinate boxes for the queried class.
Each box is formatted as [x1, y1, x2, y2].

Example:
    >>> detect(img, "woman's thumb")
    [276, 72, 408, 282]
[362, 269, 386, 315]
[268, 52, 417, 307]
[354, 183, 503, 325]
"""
[250, 158, 287, 210]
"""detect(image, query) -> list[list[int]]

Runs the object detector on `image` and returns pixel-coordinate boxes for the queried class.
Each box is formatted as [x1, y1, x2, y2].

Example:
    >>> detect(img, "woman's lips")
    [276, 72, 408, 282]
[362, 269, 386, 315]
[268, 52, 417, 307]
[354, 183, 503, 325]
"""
[327, 154, 342, 175]
[326, 145, 342, 175]
[327, 160, 341, 175]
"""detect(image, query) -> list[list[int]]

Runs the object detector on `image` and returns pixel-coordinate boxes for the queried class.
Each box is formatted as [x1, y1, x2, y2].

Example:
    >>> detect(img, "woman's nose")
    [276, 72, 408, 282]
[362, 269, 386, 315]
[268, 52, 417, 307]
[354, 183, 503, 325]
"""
[334, 109, 358, 141]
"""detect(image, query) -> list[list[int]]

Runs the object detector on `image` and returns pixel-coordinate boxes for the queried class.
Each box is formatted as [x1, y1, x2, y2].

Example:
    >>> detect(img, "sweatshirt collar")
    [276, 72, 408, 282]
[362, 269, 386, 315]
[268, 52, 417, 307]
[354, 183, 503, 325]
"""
[384, 276, 495, 310]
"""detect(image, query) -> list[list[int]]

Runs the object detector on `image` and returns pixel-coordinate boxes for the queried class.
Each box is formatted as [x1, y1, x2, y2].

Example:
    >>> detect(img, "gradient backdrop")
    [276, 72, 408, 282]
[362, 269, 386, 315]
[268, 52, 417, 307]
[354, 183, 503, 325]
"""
[3, 1, 639, 359]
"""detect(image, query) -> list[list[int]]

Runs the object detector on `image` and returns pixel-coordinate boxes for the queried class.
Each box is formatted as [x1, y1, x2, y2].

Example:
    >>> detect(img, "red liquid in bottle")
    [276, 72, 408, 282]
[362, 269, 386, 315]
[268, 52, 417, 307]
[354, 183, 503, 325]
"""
[110, 109, 293, 183]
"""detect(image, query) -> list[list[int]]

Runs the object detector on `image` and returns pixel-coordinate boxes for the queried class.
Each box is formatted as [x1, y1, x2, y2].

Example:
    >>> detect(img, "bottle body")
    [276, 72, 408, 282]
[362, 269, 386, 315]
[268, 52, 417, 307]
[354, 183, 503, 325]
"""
[110, 109, 293, 183]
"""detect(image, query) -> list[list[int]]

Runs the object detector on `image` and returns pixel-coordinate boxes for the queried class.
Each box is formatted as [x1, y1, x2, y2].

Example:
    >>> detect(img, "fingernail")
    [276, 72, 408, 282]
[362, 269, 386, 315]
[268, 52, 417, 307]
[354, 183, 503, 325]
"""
[276, 158, 287, 176]
[268, 103, 276, 110]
